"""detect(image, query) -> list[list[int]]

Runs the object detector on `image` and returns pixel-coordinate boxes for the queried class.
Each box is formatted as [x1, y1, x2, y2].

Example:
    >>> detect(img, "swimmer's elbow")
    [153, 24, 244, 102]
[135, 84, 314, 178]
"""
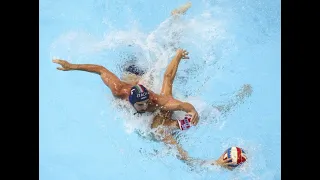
[98, 66, 109, 74]
[111, 89, 124, 97]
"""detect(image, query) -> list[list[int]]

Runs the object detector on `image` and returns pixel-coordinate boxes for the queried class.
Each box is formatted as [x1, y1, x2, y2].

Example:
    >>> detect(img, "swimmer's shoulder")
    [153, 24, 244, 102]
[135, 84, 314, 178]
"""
[149, 92, 172, 102]
[114, 82, 133, 99]
[149, 92, 168, 105]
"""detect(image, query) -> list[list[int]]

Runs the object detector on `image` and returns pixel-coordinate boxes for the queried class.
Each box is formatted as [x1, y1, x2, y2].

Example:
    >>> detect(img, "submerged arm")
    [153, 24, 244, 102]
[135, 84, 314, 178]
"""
[160, 130, 234, 169]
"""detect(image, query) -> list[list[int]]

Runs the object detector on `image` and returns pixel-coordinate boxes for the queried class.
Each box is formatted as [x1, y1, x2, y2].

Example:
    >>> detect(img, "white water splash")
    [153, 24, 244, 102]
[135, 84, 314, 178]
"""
[50, 7, 236, 136]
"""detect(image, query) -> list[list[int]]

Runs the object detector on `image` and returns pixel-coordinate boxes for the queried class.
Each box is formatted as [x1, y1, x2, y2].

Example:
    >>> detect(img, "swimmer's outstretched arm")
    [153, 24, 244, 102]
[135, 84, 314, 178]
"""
[161, 132, 235, 170]
[52, 59, 127, 96]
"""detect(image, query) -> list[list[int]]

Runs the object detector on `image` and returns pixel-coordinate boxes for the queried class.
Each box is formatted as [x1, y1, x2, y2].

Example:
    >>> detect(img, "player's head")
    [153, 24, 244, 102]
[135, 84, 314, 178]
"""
[129, 85, 150, 113]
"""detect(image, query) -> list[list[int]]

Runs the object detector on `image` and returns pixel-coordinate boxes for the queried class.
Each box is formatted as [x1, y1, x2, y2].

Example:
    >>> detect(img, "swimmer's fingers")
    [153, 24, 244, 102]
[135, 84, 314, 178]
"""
[191, 113, 199, 126]
[176, 49, 189, 59]
[182, 54, 189, 59]
[223, 158, 233, 163]
[52, 59, 71, 71]
[224, 159, 237, 166]
[226, 162, 237, 165]
[52, 59, 65, 64]
[191, 118, 198, 126]
[57, 67, 67, 71]
[218, 151, 228, 160]
[182, 50, 189, 59]
[226, 166, 235, 170]
[52, 59, 69, 66]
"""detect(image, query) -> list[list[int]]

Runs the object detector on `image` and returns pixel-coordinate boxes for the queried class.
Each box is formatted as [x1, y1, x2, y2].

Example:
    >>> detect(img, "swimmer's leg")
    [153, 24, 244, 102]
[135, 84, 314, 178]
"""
[171, 1, 192, 16]
[215, 84, 253, 115]
[165, 2, 192, 50]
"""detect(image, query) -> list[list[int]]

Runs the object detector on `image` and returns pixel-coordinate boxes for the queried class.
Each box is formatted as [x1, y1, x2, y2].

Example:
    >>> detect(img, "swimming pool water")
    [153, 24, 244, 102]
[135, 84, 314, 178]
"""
[40, 0, 280, 179]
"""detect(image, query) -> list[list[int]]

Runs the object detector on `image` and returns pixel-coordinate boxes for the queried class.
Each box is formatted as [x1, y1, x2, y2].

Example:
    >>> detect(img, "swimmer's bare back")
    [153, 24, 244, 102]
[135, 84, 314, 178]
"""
[52, 59, 157, 102]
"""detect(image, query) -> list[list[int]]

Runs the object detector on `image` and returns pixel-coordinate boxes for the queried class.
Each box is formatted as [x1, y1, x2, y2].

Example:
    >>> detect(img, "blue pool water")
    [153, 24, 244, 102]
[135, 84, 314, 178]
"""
[40, 0, 280, 179]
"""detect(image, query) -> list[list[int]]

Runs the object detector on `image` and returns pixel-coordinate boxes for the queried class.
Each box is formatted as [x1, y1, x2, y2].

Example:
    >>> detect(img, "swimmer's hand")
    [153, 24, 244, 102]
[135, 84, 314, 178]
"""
[52, 59, 72, 71]
[187, 110, 199, 126]
[176, 49, 189, 59]
[213, 151, 237, 170]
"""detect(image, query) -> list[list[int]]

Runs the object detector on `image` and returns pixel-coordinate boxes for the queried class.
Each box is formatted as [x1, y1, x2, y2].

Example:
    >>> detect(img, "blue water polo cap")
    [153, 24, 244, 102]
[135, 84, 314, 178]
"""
[129, 84, 149, 105]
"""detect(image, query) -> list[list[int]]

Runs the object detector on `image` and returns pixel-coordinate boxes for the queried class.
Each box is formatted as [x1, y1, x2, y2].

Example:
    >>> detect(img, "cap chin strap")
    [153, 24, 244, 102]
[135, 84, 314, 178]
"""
[133, 111, 146, 115]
